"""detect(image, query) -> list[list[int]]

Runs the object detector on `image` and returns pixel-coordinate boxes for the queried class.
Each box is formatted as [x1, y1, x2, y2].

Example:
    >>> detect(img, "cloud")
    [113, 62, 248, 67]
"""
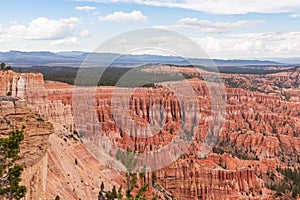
[80, 29, 90, 38]
[50, 37, 80, 46]
[4, 17, 80, 40]
[73, 0, 300, 15]
[155, 18, 263, 34]
[176, 18, 264, 33]
[290, 14, 300, 18]
[98, 10, 148, 23]
[191, 31, 300, 59]
[75, 6, 96, 12]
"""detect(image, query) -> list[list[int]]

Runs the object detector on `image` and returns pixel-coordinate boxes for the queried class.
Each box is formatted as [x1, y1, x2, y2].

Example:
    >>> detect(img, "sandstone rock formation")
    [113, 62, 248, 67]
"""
[0, 96, 53, 200]
[45, 71, 300, 199]
[1, 68, 300, 199]
[0, 71, 121, 199]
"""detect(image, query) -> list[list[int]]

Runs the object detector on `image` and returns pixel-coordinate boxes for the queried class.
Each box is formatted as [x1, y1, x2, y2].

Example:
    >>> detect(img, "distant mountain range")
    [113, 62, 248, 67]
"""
[267, 57, 300, 64]
[0, 50, 283, 67]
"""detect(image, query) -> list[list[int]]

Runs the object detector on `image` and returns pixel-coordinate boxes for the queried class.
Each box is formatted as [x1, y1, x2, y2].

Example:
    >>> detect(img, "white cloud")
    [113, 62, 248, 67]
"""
[80, 29, 90, 38]
[98, 10, 148, 23]
[75, 6, 96, 12]
[4, 17, 80, 40]
[74, 0, 300, 15]
[290, 14, 300, 18]
[191, 31, 300, 59]
[50, 37, 80, 46]
[175, 18, 264, 33]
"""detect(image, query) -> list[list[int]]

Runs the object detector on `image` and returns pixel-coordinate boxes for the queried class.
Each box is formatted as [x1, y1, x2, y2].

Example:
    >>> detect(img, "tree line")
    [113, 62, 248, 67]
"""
[0, 62, 12, 71]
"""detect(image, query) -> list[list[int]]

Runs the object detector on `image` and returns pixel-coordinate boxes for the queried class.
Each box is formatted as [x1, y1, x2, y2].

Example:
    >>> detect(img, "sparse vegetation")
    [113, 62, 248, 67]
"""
[99, 148, 151, 200]
[0, 63, 5, 70]
[116, 148, 148, 200]
[0, 62, 13, 71]
[105, 185, 118, 200]
[213, 141, 259, 161]
[265, 167, 300, 199]
[0, 127, 26, 200]
[276, 167, 300, 198]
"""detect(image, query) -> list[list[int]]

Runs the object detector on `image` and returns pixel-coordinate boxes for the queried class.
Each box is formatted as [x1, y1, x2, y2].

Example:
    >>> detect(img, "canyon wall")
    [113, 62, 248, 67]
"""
[0, 71, 121, 199]
[67, 76, 299, 199]
[0, 71, 73, 130]
[1, 70, 300, 199]
[0, 97, 53, 200]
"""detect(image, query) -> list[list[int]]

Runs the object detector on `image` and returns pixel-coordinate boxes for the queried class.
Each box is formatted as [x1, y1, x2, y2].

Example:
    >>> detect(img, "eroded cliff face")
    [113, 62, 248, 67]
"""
[0, 71, 46, 103]
[0, 71, 120, 199]
[0, 71, 73, 130]
[66, 76, 299, 199]
[222, 88, 300, 162]
[1, 70, 300, 199]
[0, 97, 53, 200]
[52, 78, 267, 199]
[45, 131, 123, 199]
[155, 160, 263, 200]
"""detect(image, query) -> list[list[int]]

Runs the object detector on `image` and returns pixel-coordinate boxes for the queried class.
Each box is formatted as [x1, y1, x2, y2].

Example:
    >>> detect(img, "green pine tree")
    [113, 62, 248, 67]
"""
[0, 62, 5, 71]
[0, 128, 26, 200]
[115, 148, 148, 200]
[101, 181, 104, 192]
[117, 185, 123, 200]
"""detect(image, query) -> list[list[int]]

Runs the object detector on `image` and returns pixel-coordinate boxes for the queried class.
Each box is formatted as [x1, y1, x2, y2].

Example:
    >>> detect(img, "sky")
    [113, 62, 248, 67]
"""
[1, 0, 300, 59]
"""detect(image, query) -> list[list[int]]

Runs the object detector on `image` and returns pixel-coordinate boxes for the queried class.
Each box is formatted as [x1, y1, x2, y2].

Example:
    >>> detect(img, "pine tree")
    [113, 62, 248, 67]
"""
[0, 128, 26, 200]
[111, 185, 117, 199]
[105, 185, 118, 200]
[115, 148, 148, 200]
[101, 181, 104, 192]
[0, 62, 5, 71]
[5, 65, 12, 71]
[117, 185, 123, 200]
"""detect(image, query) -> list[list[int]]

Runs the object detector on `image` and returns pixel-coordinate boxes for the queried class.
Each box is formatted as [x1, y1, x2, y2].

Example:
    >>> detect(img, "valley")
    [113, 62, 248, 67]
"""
[1, 64, 300, 199]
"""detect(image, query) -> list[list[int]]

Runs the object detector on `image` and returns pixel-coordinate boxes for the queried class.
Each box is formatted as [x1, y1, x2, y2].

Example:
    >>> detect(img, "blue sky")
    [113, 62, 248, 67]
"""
[1, 0, 300, 59]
